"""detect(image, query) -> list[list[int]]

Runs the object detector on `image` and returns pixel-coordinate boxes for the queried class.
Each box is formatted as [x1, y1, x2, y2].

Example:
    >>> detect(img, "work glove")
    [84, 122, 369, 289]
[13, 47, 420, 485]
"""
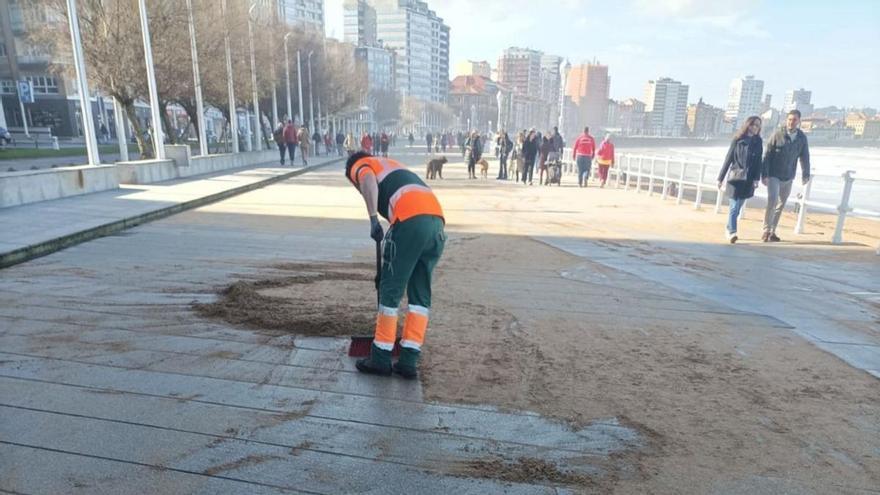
[370, 215, 384, 242]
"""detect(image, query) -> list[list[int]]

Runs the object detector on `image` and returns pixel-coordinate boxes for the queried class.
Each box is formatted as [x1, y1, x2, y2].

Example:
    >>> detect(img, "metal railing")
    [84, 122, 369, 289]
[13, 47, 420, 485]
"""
[559, 149, 880, 253]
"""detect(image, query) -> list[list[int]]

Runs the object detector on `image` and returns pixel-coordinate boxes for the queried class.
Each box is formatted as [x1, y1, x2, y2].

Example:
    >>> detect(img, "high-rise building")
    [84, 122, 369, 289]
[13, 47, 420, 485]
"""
[783, 88, 814, 116]
[687, 98, 725, 137]
[540, 54, 563, 131]
[278, 0, 325, 32]
[355, 45, 395, 92]
[455, 60, 491, 79]
[726, 75, 764, 126]
[373, 0, 450, 103]
[565, 63, 610, 131]
[644, 77, 689, 136]
[343, 0, 377, 46]
[497, 47, 543, 97]
[497, 47, 560, 131]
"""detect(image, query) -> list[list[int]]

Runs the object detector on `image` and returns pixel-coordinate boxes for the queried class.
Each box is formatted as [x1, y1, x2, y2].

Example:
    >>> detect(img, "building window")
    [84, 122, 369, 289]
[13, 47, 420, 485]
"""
[0, 80, 16, 95]
[0, 43, 6, 57]
[26, 75, 59, 94]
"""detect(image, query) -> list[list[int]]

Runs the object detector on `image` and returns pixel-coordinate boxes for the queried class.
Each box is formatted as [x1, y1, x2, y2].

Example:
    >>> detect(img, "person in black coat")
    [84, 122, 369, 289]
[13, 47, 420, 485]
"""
[497, 131, 513, 180]
[717, 115, 763, 243]
[521, 129, 539, 185]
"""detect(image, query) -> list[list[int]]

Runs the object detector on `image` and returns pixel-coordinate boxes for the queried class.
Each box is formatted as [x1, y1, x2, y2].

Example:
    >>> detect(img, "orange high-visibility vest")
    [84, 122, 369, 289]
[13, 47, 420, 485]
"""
[349, 157, 444, 224]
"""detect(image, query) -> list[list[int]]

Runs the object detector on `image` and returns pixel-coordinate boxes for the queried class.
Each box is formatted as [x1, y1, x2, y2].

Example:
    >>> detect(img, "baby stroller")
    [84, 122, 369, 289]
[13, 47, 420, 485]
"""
[546, 152, 562, 186]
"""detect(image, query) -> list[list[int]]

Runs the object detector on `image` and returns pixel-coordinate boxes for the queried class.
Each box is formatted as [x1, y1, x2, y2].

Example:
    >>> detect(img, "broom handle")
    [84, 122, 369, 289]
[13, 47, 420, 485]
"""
[375, 238, 382, 306]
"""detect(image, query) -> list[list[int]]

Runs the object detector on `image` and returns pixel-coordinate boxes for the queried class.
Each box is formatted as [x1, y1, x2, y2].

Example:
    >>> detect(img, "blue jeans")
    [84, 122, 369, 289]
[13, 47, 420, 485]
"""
[576, 156, 592, 186]
[727, 197, 745, 234]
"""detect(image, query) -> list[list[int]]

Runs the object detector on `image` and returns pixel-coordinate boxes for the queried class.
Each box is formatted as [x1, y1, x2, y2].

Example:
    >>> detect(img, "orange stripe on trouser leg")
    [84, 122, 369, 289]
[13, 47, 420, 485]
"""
[374, 312, 398, 349]
[401, 311, 428, 349]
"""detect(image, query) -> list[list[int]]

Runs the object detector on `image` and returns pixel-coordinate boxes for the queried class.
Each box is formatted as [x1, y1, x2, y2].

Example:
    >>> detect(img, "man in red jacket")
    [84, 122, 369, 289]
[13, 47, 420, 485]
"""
[282, 120, 299, 166]
[572, 127, 596, 188]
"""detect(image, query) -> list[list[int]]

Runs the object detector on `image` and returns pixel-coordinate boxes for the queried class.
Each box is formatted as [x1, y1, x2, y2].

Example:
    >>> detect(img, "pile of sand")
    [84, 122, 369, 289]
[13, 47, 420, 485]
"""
[193, 262, 376, 336]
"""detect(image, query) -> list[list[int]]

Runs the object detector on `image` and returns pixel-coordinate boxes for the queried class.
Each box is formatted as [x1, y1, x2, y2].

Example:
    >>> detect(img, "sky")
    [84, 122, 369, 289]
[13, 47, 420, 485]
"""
[325, 0, 880, 109]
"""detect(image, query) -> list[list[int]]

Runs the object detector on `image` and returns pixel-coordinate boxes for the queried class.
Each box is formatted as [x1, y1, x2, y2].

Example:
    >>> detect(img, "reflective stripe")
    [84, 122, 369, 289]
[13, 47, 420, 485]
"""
[378, 305, 398, 316]
[408, 304, 430, 316]
[350, 157, 402, 185]
[374, 340, 395, 351]
[375, 158, 403, 182]
[400, 339, 421, 351]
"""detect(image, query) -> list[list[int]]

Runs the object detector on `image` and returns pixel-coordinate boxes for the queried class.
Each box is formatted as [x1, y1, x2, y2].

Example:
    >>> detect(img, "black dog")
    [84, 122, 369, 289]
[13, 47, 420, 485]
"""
[426, 156, 448, 180]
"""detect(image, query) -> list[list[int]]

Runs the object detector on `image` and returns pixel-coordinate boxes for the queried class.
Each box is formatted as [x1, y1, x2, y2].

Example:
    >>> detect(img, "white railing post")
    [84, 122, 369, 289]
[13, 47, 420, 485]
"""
[677, 161, 686, 205]
[694, 161, 707, 209]
[794, 177, 813, 234]
[714, 180, 724, 213]
[625, 156, 633, 190]
[648, 157, 656, 196]
[661, 156, 670, 199]
[635, 156, 643, 193]
[832, 171, 855, 244]
[615, 154, 624, 189]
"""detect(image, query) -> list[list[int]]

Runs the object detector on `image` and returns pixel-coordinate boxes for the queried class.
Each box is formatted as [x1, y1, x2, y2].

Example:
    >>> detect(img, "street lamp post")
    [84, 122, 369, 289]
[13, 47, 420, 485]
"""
[221, 0, 238, 153]
[137, 0, 164, 160]
[65, 0, 99, 165]
[283, 33, 293, 122]
[247, 2, 262, 151]
[296, 50, 304, 127]
[185, 0, 208, 156]
[307, 50, 314, 133]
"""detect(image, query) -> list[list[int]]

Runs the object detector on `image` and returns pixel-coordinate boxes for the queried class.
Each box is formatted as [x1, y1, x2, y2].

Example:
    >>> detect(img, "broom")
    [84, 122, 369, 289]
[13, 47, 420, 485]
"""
[348, 238, 401, 357]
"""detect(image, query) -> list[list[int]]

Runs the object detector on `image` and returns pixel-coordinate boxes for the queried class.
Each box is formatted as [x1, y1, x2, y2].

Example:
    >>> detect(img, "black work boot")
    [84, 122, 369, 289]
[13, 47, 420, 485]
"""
[392, 347, 420, 379]
[356, 344, 392, 376]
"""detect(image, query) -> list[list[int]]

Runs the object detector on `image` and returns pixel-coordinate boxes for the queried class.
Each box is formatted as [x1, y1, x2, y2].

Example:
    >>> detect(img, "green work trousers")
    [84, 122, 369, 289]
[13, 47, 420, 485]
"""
[379, 215, 445, 309]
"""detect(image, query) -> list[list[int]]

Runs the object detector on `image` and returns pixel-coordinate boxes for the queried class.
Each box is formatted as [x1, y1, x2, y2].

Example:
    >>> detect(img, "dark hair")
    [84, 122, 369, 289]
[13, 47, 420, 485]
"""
[787, 109, 802, 119]
[583, 126, 590, 134]
[345, 151, 372, 182]
[733, 116, 762, 140]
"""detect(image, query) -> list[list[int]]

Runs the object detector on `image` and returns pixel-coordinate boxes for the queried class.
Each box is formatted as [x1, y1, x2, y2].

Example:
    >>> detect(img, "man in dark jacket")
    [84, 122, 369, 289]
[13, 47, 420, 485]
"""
[551, 126, 565, 154]
[761, 110, 811, 242]
[336, 130, 345, 156]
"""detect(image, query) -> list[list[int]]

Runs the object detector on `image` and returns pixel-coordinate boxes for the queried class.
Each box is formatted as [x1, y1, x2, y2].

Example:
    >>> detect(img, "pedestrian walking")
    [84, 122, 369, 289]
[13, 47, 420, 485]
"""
[273, 121, 286, 165]
[717, 116, 763, 243]
[538, 133, 554, 185]
[282, 119, 299, 166]
[312, 129, 322, 156]
[595, 133, 615, 187]
[497, 131, 512, 180]
[551, 126, 564, 154]
[336, 130, 345, 156]
[761, 109, 811, 242]
[440, 133, 448, 153]
[465, 131, 482, 179]
[572, 126, 596, 187]
[345, 151, 446, 379]
[408, 132, 415, 147]
[513, 131, 525, 182]
[522, 129, 539, 185]
[361, 132, 373, 154]
[297, 127, 310, 165]
[380, 132, 390, 157]
[426, 132, 433, 154]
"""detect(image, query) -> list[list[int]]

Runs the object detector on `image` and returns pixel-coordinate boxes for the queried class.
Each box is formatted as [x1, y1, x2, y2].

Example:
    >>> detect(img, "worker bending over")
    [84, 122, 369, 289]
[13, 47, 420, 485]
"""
[345, 151, 446, 378]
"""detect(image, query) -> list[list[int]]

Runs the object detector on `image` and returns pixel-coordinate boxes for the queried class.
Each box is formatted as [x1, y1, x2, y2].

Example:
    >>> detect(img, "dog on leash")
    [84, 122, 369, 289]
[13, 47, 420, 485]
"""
[425, 156, 447, 180]
[478, 158, 490, 179]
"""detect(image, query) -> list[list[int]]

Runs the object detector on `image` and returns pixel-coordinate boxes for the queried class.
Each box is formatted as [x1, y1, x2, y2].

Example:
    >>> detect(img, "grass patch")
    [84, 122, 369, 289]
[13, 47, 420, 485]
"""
[0, 144, 139, 161]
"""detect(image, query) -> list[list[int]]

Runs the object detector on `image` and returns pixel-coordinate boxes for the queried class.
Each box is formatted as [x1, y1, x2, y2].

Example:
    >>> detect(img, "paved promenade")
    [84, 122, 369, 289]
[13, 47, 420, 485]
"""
[0, 151, 877, 494]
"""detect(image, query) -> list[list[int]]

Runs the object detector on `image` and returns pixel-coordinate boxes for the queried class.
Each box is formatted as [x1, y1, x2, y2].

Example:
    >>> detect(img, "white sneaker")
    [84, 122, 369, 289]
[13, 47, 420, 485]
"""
[726, 231, 738, 244]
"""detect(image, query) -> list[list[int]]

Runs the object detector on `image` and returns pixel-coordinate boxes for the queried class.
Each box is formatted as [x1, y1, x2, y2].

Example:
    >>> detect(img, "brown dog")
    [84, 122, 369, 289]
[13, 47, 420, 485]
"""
[478, 158, 490, 179]
[426, 156, 447, 180]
